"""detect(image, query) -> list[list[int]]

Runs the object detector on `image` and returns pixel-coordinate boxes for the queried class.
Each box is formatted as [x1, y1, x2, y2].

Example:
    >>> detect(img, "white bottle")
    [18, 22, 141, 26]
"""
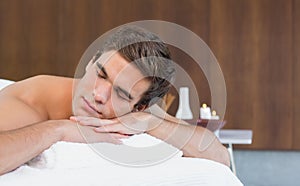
[175, 87, 193, 119]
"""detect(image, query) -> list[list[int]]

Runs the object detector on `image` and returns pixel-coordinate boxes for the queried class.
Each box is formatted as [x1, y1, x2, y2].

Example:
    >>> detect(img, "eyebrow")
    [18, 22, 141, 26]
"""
[96, 62, 133, 100]
[96, 62, 108, 78]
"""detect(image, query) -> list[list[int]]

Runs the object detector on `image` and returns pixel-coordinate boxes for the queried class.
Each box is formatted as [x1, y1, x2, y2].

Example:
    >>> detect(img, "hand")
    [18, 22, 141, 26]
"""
[70, 112, 162, 135]
[57, 119, 129, 144]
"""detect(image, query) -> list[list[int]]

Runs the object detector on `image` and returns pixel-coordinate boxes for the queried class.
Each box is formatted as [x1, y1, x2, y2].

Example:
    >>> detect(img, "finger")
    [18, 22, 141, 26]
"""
[69, 116, 78, 122]
[70, 116, 95, 123]
[100, 135, 123, 145]
[79, 119, 114, 127]
[108, 134, 131, 145]
[70, 116, 98, 122]
[110, 133, 131, 139]
[94, 124, 123, 133]
[105, 134, 129, 144]
[110, 139, 123, 145]
[71, 116, 115, 126]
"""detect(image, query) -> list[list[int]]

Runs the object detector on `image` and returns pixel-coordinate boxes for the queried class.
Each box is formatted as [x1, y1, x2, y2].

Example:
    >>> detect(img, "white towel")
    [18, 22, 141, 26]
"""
[24, 133, 182, 169]
[0, 79, 14, 90]
[0, 134, 243, 186]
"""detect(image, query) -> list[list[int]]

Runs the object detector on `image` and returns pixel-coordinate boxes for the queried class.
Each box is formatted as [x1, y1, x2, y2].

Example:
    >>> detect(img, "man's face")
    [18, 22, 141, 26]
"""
[73, 51, 151, 119]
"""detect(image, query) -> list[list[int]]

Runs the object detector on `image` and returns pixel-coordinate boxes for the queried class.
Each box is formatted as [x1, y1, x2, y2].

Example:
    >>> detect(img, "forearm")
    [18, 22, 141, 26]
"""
[147, 118, 230, 166]
[0, 120, 63, 175]
[146, 104, 189, 125]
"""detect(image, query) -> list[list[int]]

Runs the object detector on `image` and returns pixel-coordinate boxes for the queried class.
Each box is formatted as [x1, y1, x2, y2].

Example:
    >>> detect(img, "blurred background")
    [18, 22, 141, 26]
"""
[0, 0, 299, 185]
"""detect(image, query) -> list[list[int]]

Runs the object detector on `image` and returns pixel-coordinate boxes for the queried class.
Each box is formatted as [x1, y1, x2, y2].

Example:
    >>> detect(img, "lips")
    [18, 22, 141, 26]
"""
[82, 97, 101, 115]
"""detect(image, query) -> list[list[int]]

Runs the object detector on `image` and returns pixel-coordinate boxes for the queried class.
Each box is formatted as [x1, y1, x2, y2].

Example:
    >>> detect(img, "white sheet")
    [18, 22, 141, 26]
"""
[0, 137, 243, 186]
[0, 80, 243, 185]
[0, 79, 14, 90]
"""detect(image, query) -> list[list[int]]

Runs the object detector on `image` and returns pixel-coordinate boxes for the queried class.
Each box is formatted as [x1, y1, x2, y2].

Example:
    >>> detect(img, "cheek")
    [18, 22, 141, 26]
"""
[109, 96, 133, 116]
[80, 69, 98, 88]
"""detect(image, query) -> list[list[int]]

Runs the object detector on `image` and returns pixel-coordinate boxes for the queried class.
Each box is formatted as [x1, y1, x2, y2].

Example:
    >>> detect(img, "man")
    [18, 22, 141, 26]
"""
[0, 26, 229, 175]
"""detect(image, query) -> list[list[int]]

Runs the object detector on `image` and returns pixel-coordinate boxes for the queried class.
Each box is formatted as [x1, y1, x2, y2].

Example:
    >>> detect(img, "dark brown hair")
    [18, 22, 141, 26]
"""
[94, 26, 176, 110]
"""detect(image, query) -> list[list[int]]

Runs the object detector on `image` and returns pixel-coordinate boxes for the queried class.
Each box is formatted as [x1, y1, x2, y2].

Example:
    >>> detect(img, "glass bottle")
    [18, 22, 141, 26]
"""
[175, 87, 193, 119]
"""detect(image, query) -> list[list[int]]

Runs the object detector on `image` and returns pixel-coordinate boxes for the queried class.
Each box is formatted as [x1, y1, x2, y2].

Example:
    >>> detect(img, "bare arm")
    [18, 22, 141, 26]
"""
[0, 120, 63, 175]
[74, 105, 230, 166]
[148, 104, 230, 166]
[0, 76, 127, 175]
[0, 118, 127, 175]
[0, 83, 65, 175]
[146, 118, 230, 166]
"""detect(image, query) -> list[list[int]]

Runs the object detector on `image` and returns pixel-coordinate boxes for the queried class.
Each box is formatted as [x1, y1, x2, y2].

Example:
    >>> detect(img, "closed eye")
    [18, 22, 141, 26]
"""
[114, 87, 133, 101]
[96, 62, 108, 79]
[96, 69, 107, 79]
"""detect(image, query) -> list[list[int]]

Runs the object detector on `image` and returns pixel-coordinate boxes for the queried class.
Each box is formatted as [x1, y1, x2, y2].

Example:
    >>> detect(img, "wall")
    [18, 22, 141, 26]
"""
[0, 0, 299, 150]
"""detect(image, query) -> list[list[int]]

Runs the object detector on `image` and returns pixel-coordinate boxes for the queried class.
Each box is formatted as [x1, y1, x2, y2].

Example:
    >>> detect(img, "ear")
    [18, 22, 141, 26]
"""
[133, 104, 148, 112]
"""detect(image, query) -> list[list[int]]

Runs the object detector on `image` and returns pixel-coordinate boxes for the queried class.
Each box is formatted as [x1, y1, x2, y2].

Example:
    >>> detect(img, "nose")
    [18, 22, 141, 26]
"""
[93, 80, 112, 104]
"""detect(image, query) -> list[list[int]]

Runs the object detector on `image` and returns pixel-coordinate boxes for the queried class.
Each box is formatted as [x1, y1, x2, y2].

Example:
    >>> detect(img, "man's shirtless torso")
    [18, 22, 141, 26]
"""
[0, 75, 73, 131]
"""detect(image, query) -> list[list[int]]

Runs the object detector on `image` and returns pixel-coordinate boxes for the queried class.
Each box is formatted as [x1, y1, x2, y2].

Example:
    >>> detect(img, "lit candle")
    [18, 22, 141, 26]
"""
[200, 103, 211, 119]
[210, 110, 220, 120]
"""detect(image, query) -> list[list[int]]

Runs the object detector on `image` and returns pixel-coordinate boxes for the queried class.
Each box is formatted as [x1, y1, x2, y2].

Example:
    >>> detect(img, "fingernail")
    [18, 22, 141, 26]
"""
[70, 116, 77, 121]
[94, 127, 104, 132]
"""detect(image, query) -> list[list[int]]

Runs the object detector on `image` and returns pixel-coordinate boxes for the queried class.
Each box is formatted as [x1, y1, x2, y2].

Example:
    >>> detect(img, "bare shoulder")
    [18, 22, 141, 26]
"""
[0, 75, 73, 130]
[2, 75, 73, 101]
[14, 75, 72, 90]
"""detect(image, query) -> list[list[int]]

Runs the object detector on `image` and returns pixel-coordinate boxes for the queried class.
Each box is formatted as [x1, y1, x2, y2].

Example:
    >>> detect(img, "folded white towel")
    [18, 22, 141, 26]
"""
[26, 133, 183, 169]
[0, 134, 243, 186]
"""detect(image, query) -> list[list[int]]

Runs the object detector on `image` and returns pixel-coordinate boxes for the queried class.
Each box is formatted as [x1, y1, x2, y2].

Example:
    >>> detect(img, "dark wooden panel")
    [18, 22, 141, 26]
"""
[0, 0, 29, 80]
[209, 0, 293, 149]
[56, 0, 98, 77]
[292, 0, 300, 149]
[24, 0, 60, 77]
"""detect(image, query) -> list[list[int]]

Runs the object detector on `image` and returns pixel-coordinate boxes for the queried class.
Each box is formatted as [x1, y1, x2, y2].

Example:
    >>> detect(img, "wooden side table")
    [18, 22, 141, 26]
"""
[217, 129, 253, 175]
